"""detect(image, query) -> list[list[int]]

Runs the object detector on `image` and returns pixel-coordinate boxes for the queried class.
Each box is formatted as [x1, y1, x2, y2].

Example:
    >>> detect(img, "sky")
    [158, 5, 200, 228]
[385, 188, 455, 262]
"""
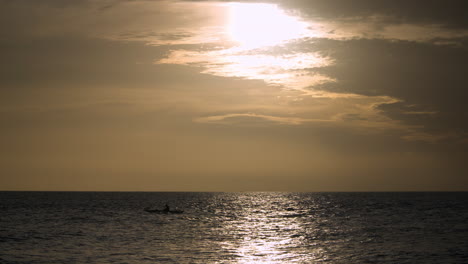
[1, 0, 467, 191]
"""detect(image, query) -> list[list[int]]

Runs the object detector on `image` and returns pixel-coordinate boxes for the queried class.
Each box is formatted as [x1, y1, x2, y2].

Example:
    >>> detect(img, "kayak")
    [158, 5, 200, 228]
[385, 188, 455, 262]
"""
[144, 207, 184, 214]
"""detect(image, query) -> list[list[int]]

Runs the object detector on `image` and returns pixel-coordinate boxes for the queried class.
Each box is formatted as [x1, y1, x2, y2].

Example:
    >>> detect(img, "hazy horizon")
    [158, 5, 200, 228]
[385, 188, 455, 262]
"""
[1, 0, 467, 192]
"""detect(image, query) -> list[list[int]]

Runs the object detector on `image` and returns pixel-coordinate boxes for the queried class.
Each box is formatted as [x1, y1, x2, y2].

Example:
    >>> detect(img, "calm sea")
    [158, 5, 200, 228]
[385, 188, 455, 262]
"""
[1, 192, 467, 263]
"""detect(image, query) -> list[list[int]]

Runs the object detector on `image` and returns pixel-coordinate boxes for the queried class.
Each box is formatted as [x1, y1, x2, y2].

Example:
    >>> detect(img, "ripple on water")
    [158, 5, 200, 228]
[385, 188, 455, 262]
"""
[1, 192, 467, 263]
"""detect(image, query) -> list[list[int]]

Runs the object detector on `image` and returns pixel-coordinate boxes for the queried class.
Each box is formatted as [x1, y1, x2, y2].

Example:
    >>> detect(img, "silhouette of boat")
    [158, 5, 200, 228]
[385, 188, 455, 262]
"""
[144, 207, 184, 214]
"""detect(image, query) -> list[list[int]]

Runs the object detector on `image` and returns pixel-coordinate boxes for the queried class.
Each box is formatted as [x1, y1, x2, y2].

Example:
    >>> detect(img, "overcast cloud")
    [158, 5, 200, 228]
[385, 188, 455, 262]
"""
[0, 0, 466, 191]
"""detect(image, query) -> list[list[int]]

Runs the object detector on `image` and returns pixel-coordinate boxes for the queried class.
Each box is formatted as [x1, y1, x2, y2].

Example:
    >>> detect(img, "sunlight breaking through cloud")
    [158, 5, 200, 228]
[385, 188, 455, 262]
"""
[150, 2, 335, 93]
[227, 3, 312, 49]
[158, 48, 334, 90]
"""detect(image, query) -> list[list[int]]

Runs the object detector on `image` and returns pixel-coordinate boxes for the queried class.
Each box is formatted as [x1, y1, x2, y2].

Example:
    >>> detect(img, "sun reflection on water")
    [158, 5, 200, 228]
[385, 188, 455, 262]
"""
[215, 193, 327, 263]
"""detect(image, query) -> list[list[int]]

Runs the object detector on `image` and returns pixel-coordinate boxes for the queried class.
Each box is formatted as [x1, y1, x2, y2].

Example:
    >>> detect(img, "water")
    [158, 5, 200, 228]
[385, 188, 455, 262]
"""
[1, 192, 467, 263]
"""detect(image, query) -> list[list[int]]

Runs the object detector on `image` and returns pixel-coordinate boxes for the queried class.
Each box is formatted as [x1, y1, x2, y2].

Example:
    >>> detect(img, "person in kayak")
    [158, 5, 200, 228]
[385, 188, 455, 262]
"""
[163, 204, 170, 212]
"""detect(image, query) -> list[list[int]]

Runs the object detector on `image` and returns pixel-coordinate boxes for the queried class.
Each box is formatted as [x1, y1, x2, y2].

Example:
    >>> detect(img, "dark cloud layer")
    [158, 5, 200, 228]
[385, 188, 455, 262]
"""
[289, 38, 468, 140]
[278, 0, 468, 28]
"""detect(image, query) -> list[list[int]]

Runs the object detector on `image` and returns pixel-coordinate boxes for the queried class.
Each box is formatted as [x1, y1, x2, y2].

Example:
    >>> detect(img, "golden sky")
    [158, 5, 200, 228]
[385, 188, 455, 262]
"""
[1, 0, 467, 191]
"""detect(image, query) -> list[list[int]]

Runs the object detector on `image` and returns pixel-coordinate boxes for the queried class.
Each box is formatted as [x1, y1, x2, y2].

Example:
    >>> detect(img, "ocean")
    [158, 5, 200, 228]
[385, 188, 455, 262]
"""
[1, 192, 467, 263]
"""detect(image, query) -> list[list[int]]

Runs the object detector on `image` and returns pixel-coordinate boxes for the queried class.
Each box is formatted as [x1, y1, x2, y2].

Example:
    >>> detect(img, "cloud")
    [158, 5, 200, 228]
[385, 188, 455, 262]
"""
[277, 0, 468, 29]
[157, 48, 334, 90]
[1, 0, 467, 141]
[290, 37, 468, 142]
[1, 0, 467, 191]
[194, 113, 331, 125]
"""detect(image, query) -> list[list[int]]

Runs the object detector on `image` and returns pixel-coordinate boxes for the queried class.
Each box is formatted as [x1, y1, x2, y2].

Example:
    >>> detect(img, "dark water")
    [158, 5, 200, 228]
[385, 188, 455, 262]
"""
[1, 192, 467, 263]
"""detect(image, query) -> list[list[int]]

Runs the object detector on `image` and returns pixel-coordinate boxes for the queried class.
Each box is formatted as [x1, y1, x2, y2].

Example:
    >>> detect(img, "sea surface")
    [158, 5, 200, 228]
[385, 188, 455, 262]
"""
[1, 192, 467, 263]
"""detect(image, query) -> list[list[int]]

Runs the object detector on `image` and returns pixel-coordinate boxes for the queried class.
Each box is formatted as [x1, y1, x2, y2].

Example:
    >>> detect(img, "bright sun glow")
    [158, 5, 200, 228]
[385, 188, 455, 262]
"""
[158, 2, 334, 93]
[228, 3, 310, 49]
